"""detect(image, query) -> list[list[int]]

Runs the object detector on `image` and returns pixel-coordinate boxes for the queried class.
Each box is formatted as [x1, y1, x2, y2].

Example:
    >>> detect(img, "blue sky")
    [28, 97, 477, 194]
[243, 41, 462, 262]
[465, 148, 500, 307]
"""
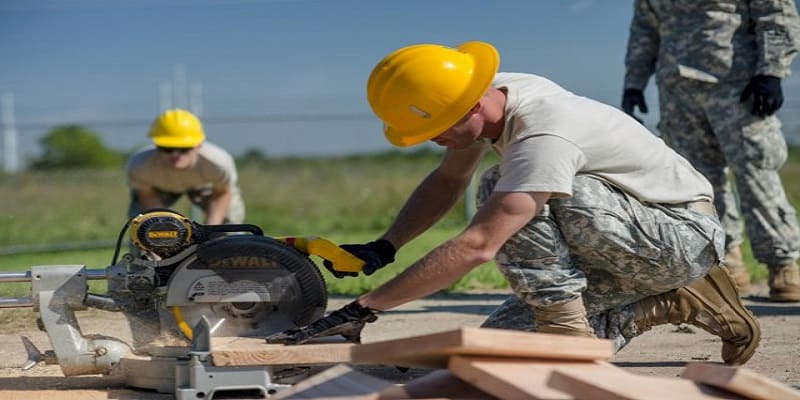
[1, 0, 799, 161]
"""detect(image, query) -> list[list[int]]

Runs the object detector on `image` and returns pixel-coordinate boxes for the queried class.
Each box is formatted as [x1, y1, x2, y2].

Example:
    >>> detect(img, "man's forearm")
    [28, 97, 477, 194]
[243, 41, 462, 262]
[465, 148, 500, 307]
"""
[365, 190, 546, 311]
[135, 187, 165, 210]
[358, 236, 488, 311]
[205, 189, 232, 225]
[382, 169, 471, 248]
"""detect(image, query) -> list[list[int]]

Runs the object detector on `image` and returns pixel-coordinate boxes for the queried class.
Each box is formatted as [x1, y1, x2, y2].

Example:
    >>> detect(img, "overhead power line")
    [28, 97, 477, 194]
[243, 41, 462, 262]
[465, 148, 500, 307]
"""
[13, 112, 378, 131]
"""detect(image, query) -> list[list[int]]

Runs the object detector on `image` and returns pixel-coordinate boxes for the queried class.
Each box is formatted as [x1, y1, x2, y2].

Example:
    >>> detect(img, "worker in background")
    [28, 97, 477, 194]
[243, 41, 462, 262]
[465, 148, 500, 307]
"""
[621, 0, 800, 302]
[126, 109, 245, 225]
[266, 41, 761, 365]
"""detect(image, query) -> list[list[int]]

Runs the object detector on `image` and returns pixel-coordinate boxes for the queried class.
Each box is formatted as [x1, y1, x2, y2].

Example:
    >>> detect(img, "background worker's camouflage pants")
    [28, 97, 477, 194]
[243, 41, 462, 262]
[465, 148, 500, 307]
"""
[658, 78, 800, 267]
[476, 166, 725, 351]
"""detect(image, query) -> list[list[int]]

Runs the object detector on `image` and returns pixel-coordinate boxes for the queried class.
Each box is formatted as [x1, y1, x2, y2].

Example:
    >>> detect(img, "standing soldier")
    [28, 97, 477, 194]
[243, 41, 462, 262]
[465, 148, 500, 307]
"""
[126, 109, 245, 225]
[622, 0, 800, 301]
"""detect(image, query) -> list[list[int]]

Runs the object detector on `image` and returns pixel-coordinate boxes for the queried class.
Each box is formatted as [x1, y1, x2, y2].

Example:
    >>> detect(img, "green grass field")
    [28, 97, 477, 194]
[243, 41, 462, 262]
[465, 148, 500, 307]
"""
[0, 150, 505, 297]
[1, 148, 799, 298]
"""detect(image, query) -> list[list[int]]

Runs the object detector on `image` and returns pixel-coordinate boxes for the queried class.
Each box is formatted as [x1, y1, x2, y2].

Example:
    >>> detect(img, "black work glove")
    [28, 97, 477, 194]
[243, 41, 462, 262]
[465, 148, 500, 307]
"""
[621, 88, 648, 124]
[265, 301, 379, 344]
[740, 75, 783, 118]
[324, 239, 396, 278]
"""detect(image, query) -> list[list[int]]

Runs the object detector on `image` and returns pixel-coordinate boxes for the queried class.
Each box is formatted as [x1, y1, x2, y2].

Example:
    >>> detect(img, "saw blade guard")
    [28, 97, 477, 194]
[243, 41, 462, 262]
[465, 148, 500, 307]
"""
[165, 235, 327, 339]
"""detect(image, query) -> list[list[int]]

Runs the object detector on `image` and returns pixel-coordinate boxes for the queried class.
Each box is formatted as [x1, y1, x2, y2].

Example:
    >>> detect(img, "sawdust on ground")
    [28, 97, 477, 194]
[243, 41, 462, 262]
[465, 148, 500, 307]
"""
[0, 282, 797, 398]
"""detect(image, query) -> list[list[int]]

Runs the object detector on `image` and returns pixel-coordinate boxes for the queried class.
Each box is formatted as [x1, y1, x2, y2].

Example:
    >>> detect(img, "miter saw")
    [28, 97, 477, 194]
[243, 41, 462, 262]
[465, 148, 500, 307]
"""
[0, 210, 366, 398]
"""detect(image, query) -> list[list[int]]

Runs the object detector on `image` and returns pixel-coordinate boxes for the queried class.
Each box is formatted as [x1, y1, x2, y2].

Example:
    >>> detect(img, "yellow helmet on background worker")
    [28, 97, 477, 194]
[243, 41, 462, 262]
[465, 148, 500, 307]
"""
[149, 109, 206, 148]
[367, 41, 500, 147]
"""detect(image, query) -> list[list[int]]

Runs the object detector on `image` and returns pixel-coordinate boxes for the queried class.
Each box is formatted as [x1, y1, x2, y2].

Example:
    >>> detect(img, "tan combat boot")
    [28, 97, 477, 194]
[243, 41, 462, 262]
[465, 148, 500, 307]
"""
[723, 246, 751, 296]
[768, 262, 800, 302]
[535, 296, 595, 337]
[633, 264, 760, 365]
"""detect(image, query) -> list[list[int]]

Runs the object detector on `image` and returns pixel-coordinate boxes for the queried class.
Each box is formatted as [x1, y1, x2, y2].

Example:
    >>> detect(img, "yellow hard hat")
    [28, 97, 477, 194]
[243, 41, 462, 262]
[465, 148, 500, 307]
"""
[367, 41, 500, 147]
[148, 109, 206, 148]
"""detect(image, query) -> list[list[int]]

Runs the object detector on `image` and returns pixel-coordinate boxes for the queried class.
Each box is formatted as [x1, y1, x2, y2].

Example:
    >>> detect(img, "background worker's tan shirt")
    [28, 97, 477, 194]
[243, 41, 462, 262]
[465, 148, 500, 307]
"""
[127, 141, 238, 194]
[126, 141, 245, 222]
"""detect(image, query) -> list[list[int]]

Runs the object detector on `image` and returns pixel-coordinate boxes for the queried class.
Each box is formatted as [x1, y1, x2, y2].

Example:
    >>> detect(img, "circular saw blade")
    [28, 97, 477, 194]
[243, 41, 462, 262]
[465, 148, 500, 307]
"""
[172, 301, 296, 338]
[165, 235, 328, 339]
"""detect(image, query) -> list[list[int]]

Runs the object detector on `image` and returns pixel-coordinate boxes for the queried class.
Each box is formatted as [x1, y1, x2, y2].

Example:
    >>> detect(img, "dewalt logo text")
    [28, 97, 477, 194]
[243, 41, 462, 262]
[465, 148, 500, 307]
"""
[208, 256, 279, 268]
[148, 231, 179, 239]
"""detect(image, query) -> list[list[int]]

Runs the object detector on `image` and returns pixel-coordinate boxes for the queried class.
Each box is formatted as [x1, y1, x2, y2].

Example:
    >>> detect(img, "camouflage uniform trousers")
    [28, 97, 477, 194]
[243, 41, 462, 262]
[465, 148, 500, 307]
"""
[477, 166, 725, 351]
[658, 78, 800, 268]
[128, 186, 245, 224]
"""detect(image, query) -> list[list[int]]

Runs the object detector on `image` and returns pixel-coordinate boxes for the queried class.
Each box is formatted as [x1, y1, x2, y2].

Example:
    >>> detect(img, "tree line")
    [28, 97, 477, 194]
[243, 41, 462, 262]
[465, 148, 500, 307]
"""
[23, 124, 447, 171]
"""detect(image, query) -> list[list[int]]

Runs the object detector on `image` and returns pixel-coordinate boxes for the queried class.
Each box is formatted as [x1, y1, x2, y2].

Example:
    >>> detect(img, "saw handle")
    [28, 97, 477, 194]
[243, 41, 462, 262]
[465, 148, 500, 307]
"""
[278, 236, 365, 277]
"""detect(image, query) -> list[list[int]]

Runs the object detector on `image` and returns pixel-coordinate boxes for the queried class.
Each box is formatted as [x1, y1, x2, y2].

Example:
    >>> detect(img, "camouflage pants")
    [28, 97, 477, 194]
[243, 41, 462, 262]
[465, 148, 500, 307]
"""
[128, 187, 245, 224]
[658, 78, 800, 267]
[477, 166, 725, 351]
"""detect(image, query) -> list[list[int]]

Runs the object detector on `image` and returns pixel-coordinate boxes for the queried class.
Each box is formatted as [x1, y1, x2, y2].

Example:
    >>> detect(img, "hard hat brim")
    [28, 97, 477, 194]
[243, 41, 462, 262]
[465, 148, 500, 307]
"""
[151, 136, 204, 148]
[384, 41, 500, 147]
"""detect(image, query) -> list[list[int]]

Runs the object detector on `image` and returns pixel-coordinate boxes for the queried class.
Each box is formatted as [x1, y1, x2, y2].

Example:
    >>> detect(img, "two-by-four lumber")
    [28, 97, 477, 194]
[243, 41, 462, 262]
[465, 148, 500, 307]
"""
[351, 327, 615, 369]
[210, 336, 354, 367]
[0, 390, 172, 400]
[548, 366, 745, 400]
[448, 356, 619, 400]
[681, 362, 800, 400]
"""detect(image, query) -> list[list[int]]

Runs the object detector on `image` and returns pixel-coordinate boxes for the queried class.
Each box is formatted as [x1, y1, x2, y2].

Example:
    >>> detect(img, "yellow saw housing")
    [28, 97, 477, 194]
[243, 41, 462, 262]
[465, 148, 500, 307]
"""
[130, 211, 193, 257]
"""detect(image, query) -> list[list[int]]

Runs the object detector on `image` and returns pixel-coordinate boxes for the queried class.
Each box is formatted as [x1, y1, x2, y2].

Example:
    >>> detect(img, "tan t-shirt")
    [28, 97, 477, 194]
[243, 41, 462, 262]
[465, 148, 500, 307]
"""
[126, 141, 244, 221]
[490, 73, 712, 204]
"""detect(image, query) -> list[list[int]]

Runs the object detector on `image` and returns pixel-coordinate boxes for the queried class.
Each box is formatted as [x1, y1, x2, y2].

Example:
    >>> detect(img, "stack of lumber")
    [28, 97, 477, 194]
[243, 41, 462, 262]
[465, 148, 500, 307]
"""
[210, 327, 800, 400]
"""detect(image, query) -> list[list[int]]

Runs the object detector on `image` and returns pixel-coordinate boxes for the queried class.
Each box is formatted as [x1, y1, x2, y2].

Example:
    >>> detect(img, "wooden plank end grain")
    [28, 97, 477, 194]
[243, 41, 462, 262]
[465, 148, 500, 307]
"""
[681, 362, 800, 400]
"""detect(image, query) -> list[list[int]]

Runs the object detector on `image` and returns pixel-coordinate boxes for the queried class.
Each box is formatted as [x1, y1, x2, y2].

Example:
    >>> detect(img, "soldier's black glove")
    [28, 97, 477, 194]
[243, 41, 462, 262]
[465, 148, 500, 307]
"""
[324, 239, 396, 278]
[265, 301, 379, 344]
[740, 75, 783, 118]
[621, 88, 648, 123]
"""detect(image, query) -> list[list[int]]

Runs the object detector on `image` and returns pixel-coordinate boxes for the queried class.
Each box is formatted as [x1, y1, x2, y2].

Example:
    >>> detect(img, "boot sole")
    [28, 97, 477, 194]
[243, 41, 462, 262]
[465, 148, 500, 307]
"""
[705, 265, 761, 364]
[769, 293, 800, 302]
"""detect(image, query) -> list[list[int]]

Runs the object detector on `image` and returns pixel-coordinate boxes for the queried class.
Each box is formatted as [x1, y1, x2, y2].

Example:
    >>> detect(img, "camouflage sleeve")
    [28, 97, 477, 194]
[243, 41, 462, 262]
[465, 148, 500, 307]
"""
[624, 0, 660, 90]
[750, 0, 800, 78]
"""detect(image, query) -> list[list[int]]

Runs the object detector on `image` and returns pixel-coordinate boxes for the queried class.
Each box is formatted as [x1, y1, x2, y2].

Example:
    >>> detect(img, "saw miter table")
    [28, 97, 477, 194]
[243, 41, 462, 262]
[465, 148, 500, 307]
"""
[0, 210, 364, 399]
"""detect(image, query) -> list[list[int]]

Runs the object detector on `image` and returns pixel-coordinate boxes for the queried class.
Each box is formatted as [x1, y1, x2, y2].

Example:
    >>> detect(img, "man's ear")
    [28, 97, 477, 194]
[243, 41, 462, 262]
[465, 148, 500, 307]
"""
[469, 102, 481, 114]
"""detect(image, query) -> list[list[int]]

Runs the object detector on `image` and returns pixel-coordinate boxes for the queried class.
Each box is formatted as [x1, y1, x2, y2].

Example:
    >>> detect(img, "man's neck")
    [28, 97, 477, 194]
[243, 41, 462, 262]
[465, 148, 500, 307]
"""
[481, 87, 507, 141]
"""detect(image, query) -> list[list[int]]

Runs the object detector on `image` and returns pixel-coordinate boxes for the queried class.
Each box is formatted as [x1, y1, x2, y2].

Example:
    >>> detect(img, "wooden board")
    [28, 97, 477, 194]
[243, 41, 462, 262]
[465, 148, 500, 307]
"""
[211, 336, 354, 366]
[351, 327, 614, 368]
[0, 390, 172, 400]
[379, 369, 497, 399]
[271, 364, 391, 399]
[448, 356, 618, 400]
[548, 367, 744, 400]
[681, 362, 800, 400]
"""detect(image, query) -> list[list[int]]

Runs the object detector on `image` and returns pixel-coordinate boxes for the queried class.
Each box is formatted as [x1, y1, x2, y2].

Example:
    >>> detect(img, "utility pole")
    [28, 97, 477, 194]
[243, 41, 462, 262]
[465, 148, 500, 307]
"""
[1, 93, 19, 174]
[172, 64, 188, 110]
[189, 82, 203, 117]
[159, 82, 172, 111]
[160, 65, 202, 116]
